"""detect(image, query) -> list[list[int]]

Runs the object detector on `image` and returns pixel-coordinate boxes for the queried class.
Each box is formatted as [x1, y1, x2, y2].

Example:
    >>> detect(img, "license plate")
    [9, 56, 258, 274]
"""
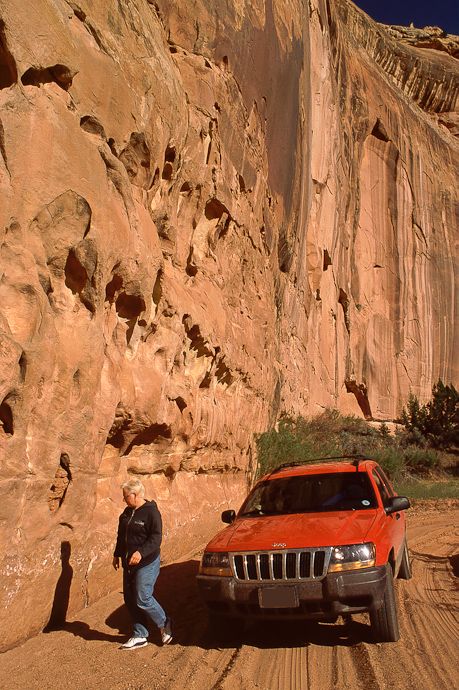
[258, 587, 299, 609]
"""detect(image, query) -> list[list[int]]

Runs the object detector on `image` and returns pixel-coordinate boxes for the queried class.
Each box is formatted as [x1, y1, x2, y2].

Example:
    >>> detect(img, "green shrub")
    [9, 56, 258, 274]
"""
[255, 407, 453, 482]
[394, 479, 459, 501]
[368, 447, 406, 479]
[254, 410, 380, 479]
[403, 446, 440, 473]
[401, 380, 459, 449]
[254, 414, 340, 478]
[378, 422, 390, 439]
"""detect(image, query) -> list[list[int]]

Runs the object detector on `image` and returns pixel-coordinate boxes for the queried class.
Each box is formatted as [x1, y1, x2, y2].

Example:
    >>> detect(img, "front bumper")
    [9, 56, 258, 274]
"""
[196, 564, 387, 620]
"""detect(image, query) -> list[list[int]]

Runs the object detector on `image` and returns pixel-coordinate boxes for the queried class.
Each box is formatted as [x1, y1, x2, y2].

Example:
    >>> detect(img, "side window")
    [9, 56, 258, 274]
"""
[372, 470, 391, 508]
[375, 467, 395, 497]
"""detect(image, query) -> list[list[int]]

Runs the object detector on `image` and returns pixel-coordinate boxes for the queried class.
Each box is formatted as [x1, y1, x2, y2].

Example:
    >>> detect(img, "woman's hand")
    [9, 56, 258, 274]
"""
[129, 551, 142, 566]
[112, 556, 120, 570]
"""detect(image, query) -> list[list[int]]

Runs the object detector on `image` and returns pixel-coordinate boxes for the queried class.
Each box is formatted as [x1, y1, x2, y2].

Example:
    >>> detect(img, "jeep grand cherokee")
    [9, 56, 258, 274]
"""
[197, 458, 411, 642]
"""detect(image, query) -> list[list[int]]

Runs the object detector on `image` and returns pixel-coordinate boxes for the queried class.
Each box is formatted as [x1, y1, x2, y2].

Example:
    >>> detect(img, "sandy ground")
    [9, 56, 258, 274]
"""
[2, 506, 458, 690]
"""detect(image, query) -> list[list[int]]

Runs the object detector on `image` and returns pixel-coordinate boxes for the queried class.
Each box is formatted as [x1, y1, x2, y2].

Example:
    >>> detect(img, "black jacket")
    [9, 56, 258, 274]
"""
[114, 500, 162, 574]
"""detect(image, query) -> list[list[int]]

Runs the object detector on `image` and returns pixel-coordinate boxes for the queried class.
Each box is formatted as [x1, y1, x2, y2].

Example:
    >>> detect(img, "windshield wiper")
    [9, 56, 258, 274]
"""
[241, 508, 290, 517]
[240, 509, 263, 517]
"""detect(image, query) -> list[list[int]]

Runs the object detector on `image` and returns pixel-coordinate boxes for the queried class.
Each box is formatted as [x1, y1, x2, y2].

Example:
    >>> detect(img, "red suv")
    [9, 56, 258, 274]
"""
[197, 458, 411, 642]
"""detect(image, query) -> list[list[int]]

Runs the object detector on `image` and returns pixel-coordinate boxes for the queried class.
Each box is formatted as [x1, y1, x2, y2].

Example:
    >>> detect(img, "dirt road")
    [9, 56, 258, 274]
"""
[2, 506, 458, 690]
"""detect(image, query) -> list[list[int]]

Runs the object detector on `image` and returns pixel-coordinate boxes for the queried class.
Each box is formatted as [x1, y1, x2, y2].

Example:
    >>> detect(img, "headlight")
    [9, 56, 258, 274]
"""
[199, 552, 232, 576]
[328, 543, 376, 572]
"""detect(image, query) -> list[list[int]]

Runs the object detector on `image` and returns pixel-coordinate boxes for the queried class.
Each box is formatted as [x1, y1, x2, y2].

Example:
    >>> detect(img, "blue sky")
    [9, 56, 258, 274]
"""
[354, 0, 459, 36]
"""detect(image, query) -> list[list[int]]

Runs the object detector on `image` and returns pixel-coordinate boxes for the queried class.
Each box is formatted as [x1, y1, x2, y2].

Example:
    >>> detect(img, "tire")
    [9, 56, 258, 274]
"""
[398, 540, 412, 580]
[370, 563, 400, 642]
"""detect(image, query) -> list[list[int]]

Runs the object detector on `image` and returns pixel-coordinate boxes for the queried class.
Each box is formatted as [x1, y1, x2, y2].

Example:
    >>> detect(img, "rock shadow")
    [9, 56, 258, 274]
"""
[63, 621, 126, 643]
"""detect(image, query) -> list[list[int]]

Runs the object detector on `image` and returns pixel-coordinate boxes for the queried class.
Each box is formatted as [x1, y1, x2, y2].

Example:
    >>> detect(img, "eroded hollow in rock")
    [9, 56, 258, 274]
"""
[162, 146, 176, 181]
[65, 249, 88, 294]
[204, 198, 231, 241]
[345, 380, 372, 419]
[186, 248, 198, 277]
[164, 146, 176, 163]
[115, 292, 145, 320]
[48, 454, 72, 512]
[119, 132, 151, 185]
[152, 269, 163, 307]
[21, 64, 75, 91]
[18, 352, 27, 383]
[174, 397, 187, 412]
[123, 423, 172, 456]
[338, 288, 350, 332]
[183, 316, 213, 357]
[205, 198, 228, 221]
[105, 273, 123, 304]
[0, 398, 13, 435]
[80, 115, 106, 139]
[64, 250, 95, 314]
[0, 19, 17, 89]
[162, 163, 173, 181]
[106, 405, 132, 449]
[215, 358, 234, 386]
[278, 224, 293, 274]
[199, 372, 212, 388]
[371, 119, 390, 142]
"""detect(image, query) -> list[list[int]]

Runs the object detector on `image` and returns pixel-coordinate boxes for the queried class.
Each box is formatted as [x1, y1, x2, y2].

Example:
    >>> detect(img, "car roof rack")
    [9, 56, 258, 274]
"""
[265, 455, 369, 479]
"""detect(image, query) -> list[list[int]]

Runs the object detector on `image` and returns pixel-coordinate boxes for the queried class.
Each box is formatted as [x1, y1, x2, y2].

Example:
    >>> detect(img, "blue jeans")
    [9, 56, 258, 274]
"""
[123, 555, 166, 638]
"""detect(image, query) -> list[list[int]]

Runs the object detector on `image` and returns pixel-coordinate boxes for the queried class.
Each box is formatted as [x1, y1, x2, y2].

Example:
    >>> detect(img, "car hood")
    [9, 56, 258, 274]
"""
[206, 511, 378, 552]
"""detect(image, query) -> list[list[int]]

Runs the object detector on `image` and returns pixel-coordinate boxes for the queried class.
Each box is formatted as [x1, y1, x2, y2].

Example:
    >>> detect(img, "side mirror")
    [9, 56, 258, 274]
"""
[385, 496, 411, 515]
[221, 509, 236, 524]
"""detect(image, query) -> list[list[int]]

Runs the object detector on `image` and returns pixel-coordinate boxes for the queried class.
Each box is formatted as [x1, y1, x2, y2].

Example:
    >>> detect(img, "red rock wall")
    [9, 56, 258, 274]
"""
[0, 0, 457, 649]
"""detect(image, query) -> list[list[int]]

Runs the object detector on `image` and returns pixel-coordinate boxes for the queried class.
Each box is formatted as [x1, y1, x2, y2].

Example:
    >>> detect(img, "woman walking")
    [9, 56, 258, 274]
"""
[113, 478, 172, 649]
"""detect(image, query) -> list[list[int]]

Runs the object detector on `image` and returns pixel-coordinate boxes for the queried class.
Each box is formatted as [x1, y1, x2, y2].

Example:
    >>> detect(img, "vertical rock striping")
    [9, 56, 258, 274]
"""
[0, 0, 457, 649]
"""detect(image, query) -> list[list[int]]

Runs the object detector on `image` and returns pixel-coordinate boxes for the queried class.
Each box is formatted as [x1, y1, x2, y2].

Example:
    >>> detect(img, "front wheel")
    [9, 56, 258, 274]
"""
[370, 563, 400, 642]
[398, 540, 412, 580]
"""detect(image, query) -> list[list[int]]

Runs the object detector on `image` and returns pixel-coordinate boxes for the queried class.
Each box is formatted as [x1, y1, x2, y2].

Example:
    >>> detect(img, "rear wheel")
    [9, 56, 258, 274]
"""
[398, 540, 412, 580]
[370, 563, 400, 642]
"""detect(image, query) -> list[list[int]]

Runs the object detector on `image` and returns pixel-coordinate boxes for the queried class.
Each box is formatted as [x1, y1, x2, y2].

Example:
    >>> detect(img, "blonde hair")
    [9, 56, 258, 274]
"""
[121, 478, 145, 497]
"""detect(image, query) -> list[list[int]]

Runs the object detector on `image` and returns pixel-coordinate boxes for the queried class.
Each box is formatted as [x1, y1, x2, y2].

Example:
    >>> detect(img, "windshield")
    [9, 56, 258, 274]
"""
[239, 472, 378, 517]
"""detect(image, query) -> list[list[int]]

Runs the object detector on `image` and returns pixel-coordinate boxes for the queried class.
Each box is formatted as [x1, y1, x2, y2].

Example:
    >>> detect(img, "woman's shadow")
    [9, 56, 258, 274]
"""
[44, 541, 125, 643]
[44, 541, 74, 632]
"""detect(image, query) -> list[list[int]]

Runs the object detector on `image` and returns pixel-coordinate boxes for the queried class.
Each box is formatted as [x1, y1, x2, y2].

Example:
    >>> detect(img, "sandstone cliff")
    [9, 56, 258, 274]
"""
[0, 0, 457, 649]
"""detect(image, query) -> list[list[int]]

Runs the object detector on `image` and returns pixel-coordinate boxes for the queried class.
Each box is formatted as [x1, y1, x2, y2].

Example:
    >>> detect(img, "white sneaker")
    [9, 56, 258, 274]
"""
[121, 636, 148, 649]
[161, 617, 173, 645]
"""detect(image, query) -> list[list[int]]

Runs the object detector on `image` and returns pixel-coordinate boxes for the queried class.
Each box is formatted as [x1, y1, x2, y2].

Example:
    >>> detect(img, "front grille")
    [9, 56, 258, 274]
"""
[230, 548, 331, 582]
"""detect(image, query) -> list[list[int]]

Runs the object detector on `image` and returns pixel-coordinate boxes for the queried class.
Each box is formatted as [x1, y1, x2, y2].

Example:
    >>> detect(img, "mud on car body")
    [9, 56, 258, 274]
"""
[197, 459, 412, 642]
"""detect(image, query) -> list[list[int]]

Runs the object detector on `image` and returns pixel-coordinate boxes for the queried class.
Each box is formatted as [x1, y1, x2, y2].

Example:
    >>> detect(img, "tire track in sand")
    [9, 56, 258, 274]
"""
[1, 508, 458, 690]
[199, 508, 459, 690]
